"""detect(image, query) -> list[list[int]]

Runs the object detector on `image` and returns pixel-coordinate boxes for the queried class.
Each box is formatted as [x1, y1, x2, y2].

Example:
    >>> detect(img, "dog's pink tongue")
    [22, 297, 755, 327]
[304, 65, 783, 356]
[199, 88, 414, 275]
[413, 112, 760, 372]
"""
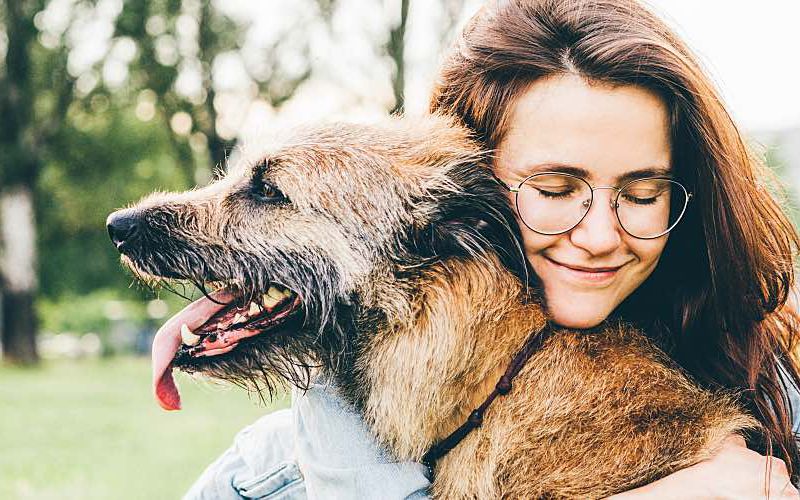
[151, 290, 233, 411]
[152, 334, 182, 411]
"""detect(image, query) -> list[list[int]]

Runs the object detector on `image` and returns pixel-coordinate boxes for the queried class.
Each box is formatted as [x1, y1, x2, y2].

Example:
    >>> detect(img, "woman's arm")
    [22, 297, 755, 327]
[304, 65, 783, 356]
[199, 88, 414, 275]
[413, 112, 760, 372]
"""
[607, 436, 799, 499]
[183, 409, 306, 499]
[185, 381, 431, 500]
[294, 381, 431, 499]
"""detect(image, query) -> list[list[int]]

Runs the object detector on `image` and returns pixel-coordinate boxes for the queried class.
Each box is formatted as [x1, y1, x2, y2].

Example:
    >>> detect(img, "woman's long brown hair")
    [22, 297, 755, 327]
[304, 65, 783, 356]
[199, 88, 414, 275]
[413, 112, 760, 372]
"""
[430, 0, 800, 481]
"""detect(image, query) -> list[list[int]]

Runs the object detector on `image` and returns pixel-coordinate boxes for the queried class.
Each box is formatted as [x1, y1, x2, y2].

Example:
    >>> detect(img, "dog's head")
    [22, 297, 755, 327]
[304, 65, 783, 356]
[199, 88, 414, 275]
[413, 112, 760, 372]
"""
[108, 114, 529, 409]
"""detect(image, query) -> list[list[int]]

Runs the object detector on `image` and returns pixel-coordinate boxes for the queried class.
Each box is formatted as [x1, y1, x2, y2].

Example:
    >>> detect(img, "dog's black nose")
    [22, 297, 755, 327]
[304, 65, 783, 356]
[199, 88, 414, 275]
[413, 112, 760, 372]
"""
[107, 209, 141, 251]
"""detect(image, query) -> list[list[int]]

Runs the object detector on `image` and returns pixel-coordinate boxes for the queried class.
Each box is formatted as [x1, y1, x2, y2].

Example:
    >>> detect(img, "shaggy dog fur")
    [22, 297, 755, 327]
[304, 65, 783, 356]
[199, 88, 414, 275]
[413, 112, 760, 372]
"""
[109, 114, 757, 498]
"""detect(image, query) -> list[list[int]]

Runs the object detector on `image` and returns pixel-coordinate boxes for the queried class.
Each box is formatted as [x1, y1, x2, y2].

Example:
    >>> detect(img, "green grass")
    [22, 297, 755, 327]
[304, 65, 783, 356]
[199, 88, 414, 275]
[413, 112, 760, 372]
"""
[0, 357, 288, 500]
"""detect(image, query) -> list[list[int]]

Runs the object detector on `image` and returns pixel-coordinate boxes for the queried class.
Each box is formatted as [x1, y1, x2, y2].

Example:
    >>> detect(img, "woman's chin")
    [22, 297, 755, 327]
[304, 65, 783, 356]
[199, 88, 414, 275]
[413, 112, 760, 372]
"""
[546, 301, 614, 330]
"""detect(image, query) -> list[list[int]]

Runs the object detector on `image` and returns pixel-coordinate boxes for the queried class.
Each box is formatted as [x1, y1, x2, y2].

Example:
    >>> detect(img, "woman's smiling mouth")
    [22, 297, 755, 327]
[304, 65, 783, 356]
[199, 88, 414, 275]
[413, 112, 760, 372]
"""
[543, 256, 628, 285]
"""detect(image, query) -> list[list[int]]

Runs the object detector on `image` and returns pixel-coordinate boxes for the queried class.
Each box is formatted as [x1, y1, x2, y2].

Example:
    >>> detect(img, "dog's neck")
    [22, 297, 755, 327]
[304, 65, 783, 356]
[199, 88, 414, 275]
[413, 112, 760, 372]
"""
[352, 255, 545, 461]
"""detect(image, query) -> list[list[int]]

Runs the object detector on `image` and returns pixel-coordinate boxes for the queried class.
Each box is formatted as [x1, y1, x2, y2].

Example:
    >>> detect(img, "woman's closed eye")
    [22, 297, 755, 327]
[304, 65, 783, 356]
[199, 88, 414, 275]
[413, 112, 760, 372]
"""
[537, 187, 576, 199]
[621, 194, 658, 205]
[620, 187, 667, 206]
[528, 179, 579, 199]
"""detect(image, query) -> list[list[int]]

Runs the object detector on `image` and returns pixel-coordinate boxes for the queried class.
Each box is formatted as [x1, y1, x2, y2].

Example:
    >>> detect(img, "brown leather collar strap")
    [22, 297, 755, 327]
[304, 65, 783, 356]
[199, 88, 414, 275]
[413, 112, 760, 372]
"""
[421, 322, 554, 478]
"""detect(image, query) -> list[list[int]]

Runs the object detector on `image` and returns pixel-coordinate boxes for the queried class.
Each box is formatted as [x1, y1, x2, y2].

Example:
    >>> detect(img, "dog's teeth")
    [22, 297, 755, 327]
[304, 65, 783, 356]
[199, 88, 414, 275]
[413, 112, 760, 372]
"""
[267, 286, 284, 300]
[263, 292, 280, 309]
[232, 313, 246, 324]
[282, 288, 293, 298]
[181, 323, 201, 346]
[248, 302, 261, 316]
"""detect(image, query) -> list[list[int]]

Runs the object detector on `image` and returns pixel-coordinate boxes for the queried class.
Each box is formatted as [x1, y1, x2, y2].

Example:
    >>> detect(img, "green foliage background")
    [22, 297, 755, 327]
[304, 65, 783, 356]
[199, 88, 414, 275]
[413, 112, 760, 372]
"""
[34, 100, 193, 337]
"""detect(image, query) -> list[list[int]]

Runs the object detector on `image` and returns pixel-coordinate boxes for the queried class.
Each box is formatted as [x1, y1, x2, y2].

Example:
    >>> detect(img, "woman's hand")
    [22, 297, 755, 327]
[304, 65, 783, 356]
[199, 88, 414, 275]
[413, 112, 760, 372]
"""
[607, 435, 799, 499]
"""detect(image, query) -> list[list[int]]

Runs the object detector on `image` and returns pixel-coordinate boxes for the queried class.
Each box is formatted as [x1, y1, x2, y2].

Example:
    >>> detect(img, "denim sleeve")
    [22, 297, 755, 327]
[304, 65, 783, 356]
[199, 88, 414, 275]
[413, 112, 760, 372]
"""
[183, 409, 306, 500]
[293, 382, 431, 499]
[778, 359, 800, 437]
[184, 381, 431, 500]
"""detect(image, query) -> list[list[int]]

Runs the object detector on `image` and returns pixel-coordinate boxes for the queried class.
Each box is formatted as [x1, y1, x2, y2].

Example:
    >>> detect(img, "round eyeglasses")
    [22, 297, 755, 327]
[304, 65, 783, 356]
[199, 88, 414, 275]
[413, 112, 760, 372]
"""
[497, 172, 692, 240]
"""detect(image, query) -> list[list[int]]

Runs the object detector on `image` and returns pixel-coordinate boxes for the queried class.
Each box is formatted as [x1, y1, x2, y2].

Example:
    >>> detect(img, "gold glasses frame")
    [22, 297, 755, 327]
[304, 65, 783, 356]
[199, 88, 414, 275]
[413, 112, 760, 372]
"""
[495, 171, 693, 240]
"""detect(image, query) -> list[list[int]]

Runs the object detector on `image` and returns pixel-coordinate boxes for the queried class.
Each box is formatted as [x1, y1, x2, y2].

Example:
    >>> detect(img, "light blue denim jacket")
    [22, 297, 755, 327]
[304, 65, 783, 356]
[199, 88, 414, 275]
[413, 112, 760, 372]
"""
[184, 380, 432, 500]
[185, 367, 800, 499]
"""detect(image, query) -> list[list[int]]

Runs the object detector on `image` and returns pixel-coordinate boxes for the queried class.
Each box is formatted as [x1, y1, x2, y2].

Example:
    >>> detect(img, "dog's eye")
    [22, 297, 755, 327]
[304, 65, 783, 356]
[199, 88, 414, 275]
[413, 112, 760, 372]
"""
[250, 159, 288, 203]
[254, 181, 287, 203]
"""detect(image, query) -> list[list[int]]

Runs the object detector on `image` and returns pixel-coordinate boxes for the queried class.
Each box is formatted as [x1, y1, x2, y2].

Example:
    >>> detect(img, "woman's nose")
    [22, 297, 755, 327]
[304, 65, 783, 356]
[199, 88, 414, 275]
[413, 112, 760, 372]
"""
[568, 191, 622, 255]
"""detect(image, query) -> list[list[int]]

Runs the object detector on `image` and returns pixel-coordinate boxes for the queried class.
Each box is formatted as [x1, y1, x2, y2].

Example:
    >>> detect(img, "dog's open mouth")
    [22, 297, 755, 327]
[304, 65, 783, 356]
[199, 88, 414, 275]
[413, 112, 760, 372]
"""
[151, 284, 302, 411]
[175, 285, 301, 360]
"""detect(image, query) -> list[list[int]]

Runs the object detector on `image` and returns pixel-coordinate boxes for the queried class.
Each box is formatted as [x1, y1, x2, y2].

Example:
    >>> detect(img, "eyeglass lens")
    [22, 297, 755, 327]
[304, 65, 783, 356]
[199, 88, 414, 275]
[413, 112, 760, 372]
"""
[516, 173, 688, 239]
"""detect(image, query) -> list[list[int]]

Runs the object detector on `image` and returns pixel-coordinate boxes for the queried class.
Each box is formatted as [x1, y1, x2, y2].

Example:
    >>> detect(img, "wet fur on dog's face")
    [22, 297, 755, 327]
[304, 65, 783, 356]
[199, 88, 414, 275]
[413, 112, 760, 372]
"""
[113, 115, 529, 397]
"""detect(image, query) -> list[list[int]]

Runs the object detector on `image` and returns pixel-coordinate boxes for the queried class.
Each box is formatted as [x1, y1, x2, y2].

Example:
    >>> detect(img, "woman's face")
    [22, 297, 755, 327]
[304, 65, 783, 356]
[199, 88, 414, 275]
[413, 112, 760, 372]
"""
[494, 74, 672, 329]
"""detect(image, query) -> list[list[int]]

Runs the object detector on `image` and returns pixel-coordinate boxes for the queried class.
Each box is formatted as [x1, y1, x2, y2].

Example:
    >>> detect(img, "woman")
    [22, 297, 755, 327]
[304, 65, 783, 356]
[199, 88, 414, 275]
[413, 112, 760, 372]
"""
[186, 0, 800, 498]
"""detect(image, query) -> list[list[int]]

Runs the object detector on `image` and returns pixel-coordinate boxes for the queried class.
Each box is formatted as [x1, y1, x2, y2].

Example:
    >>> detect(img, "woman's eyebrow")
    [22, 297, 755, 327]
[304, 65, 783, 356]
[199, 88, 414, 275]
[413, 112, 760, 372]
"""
[524, 163, 673, 184]
[616, 167, 673, 184]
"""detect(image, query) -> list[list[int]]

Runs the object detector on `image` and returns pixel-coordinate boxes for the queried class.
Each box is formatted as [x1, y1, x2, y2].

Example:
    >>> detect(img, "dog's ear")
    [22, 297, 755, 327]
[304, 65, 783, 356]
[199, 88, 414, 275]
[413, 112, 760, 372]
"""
[411, 162, 531, 284]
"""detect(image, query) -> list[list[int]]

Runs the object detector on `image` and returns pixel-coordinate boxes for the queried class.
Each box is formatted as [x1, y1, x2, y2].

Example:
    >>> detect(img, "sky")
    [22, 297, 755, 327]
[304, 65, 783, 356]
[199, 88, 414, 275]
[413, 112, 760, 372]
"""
[646, 0, 800, 132]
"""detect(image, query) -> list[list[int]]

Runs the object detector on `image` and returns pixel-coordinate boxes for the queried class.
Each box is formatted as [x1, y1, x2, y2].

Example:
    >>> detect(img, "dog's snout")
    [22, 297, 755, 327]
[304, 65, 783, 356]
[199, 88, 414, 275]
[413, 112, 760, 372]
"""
[107, 209, 141, 251]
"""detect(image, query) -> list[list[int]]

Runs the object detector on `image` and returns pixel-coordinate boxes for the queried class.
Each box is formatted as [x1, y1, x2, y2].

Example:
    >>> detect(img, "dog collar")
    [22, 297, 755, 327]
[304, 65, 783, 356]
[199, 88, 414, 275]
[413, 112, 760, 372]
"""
[421, 322, 555, 478]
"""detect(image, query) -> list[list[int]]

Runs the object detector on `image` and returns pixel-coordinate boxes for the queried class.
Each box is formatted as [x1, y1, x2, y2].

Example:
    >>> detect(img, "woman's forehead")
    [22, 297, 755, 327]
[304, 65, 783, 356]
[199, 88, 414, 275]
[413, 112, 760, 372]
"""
[496, 74, 672, 182]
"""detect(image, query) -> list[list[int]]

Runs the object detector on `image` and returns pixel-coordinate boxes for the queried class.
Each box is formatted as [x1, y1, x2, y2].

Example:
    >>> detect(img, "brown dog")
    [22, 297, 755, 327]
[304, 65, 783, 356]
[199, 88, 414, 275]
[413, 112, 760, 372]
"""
[108, 114, 756, 498]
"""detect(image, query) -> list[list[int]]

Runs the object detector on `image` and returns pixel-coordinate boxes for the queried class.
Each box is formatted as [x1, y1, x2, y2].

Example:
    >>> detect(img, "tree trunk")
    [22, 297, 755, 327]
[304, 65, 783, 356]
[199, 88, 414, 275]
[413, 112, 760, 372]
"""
[197, 3, 234, 173]
[388, 0, 410, 115]
[0, 0, 40, 364]
[0, 187, 39, 364]
[1, 290, 37, 364]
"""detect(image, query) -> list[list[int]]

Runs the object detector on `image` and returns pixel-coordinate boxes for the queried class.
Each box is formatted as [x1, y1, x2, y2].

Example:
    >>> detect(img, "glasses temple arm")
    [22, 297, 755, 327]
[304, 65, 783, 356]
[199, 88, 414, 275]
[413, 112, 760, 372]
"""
[491, 173, 518, 192]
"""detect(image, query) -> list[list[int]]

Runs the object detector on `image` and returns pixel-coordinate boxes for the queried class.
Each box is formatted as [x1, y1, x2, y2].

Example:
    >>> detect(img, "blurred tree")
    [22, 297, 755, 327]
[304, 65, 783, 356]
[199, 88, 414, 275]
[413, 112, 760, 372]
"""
[387, 0, 409, 114]
[386, 0, 465, 114]
[0, 0, 73, 364]
[109, 0, 321, 180]
[38, 99, 187, 299]
[0, 0, 333, 364]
